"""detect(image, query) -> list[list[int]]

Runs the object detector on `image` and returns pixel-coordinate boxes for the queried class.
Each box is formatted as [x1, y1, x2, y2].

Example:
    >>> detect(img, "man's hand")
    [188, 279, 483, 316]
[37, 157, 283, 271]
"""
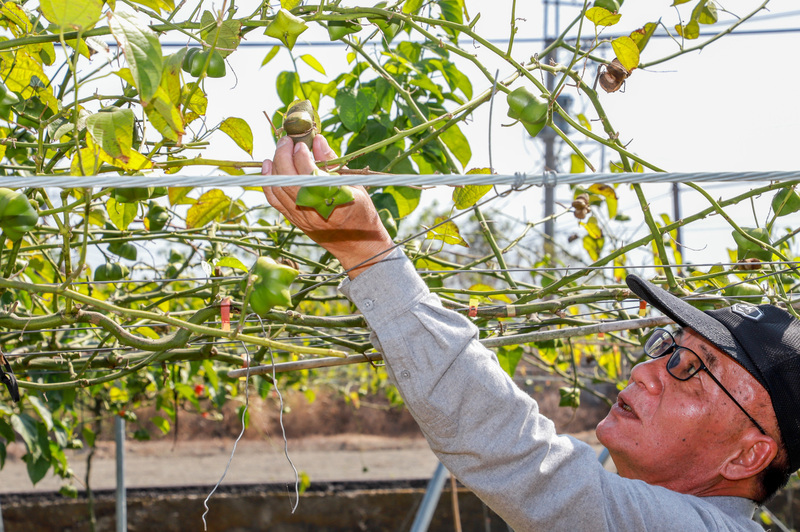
[263, 135, 395, 279]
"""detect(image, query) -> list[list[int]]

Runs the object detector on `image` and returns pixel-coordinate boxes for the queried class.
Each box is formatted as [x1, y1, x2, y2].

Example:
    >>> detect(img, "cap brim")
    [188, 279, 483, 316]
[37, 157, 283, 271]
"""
[625, 274, 759, 379]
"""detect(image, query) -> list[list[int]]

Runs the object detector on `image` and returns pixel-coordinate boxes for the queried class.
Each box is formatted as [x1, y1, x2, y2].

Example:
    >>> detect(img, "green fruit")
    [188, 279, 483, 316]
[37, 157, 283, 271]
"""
[327, 19, 362, 41]
[732, 227, 772, 262]
[146, 202, 169, 231]
[94, 262, 130, 282]
[107, 241, 137, 261]
[507, 87, 548, 125]
[190, 50, 226, 78]
[244, 257, 299, 316]
[295, 185, 356, 220]
[113, 188, 152, 204]
[0, 188, 38, 241]
[182, 47, 200, 73]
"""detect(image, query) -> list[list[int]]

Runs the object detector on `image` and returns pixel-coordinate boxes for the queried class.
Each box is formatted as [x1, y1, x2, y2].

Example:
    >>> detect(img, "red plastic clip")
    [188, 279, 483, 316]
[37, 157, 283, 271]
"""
[638, 300, 647, 317]
[468, 297, 479, 318]
[221, 297, 231, 331]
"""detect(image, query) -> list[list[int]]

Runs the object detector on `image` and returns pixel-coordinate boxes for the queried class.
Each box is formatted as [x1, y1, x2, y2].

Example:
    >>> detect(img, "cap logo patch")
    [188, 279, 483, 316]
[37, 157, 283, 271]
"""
[731, 303, 764, 321]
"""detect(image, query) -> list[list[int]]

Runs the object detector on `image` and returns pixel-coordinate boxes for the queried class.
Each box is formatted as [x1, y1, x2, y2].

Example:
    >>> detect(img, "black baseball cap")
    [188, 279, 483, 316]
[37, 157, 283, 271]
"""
[626, 274, 800, 471]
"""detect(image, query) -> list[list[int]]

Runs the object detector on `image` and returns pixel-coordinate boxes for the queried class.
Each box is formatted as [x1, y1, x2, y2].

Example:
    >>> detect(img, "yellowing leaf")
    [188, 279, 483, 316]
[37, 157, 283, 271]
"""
[426, 217, 469, 247]
[577, 113, 591, 132]
[630, 22, 657, 53]
[168, 187, 194, 206]
[182, 83, 207, 115]
[583, 233, 604, 261]
[186, 189, 233, 228]
[611, 36, 639, 72]
[136, 326, 160, 339]
[585, 7, 621, 27]
[40, 0, 102, 30]
[261, 45, 280, 67]
[0, 50, 50, 100]
[581, 216, 603, 240]
[453, 184, 492, 210]
[588, 183, 618, 219]
[675, 20, 699, 39]
[469, 283, 513, 304]
[219, 117, 253, 156]
[383, 186, 421, 219]
[1, 3, 33, 36]
[570, 154, 585, 174]
[299, 54, 326, 75]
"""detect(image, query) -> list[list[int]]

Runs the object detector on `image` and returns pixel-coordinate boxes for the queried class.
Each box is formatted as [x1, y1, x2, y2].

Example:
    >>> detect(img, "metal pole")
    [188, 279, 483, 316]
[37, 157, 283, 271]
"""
[0, 494, 5, 532]
[542, 1, 560, 256]
[410, 461, 449, 532]
[672, 183, 683, 254]
[115, 415, 127, 532]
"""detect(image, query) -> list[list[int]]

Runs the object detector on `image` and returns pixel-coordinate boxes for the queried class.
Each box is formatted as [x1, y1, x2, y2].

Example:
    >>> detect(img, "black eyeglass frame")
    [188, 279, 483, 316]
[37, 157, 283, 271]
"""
[644, 328, 768, 436]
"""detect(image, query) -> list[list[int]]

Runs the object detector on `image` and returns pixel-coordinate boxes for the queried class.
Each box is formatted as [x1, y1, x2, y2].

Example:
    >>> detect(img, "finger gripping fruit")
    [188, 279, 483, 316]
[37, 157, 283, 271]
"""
[283, 99, 317, 150]
[244, 257, 300, 317]
[0, 188, 38, 241]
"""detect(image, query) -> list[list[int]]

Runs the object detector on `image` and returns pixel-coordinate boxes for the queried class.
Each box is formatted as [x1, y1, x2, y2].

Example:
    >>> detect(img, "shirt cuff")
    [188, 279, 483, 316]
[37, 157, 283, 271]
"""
[339, 246, 430, 330]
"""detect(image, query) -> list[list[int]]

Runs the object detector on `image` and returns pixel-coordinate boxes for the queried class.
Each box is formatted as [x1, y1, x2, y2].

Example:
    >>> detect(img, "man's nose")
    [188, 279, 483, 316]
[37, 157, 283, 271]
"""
[629, 357, 665, 395]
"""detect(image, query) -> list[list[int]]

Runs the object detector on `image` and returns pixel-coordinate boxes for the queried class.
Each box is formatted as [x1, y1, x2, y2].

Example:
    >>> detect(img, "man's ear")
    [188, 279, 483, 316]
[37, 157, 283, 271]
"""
[721, 434, 778, 481]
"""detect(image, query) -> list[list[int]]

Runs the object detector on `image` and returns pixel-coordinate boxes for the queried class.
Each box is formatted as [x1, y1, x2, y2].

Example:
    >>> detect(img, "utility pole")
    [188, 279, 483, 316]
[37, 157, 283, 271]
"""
[542, 0, 560, 256]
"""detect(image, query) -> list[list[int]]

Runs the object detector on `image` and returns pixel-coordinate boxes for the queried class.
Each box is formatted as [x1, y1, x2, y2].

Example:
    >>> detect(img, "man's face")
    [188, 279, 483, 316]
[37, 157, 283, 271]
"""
[595, 328, 768, 494]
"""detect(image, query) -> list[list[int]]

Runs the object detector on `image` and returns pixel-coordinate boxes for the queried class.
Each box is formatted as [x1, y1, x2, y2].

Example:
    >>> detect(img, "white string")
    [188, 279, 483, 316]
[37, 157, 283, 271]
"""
[201, 340, 252, 531]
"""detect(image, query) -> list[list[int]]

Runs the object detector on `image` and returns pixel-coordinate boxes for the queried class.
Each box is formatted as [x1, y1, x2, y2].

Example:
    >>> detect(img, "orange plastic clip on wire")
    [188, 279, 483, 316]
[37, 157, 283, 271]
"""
[638, 300, 647, 317]
[468, 298, 479, 318]
[221, 297, 231, 332]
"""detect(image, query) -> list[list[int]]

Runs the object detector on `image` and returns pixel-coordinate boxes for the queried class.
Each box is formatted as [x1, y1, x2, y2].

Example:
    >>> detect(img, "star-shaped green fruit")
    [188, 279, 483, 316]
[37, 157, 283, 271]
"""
[265, 8, 308, 50]
[295, 186, 355, 220]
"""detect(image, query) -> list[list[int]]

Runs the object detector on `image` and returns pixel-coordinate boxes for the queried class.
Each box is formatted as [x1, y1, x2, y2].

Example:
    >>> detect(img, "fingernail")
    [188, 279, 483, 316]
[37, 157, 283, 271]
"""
[261, 160, 272, 175]
[294, 141, 305, 154]
[277, 136, 292, 148]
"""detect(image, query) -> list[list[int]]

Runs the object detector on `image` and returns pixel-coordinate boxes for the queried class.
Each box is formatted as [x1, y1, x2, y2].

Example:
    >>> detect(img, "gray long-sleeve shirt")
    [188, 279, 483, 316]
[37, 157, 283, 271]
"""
[339, 248, 762, 532]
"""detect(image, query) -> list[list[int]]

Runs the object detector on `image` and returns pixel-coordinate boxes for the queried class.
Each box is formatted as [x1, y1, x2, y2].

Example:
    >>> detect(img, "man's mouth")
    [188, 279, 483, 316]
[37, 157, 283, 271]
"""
[616, 393, 637, 418]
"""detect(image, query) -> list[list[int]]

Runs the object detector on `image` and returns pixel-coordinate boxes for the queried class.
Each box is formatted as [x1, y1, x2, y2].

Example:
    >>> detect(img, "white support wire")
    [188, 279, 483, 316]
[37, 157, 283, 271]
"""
[3, 171, 800, 188]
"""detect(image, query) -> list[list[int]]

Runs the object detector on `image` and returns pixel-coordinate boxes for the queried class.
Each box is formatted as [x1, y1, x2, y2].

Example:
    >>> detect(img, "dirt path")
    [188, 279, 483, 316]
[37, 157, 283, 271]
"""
[0, 431, 603, 495]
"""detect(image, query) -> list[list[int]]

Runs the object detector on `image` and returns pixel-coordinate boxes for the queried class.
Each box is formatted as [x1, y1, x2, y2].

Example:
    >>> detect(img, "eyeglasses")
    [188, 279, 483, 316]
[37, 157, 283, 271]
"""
[644, 328, 767, 435]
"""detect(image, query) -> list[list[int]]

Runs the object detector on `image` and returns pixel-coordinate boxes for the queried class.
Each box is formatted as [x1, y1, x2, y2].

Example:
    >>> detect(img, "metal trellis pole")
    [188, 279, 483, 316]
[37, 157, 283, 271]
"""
[115, 415, 127, 532]
[410, 461, 450, 532]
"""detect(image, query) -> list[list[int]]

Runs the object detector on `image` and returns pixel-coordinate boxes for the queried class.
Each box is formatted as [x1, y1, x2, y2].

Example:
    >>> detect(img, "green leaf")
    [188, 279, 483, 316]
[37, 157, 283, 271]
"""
[384, 186, 421, 218]
[281, 0, 301, 8]
[169, 187, 194, 206]
[150, 415, 170, 434]
[335, 87, 377, 132]
[276, 71, 301, 106]
[698, 1, 718, 24]
[186, 189, 233, 228]
[216, 256, 249, 272]
[182, 83, 207, 115]
[426, 217, 469, 247]
[452, 184, 491, 210]
[199, 11, 241, 58]
[585, 7, 621, 27]
[26, 454, 50, 485]
[611, 36, 639, 71]
[106, 196, 138, 231]
[403, 0, 424, 14]
[11, 413, 41, 460]
[85, 107, 134, 161]
[82, 426, 96, 448]
[220, 117, 254, 156]
[39, 0, 102, 30]
[299, 54, 326, 75]
[0, 418, 15, 442]
[145, 87, 183, 142]
[261, 45, 281, 67]
[497, 346, 523, 378]
[108, 12, 163, 102]
[264, 8, 308, 50]
[771, 187, 800, 217]
[440, 124, 471, 169]
[559, 386, 580, 408]
[675, 20, 700, 39]
[28, 396, 53, 432]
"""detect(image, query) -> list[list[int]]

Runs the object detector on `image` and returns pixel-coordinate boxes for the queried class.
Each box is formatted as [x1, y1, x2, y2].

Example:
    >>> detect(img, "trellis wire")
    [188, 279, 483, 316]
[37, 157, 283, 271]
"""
[4, 171, 800, 188]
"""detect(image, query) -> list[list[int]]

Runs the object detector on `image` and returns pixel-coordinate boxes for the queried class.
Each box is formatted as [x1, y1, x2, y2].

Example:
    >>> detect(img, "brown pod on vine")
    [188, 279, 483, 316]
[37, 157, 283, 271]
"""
[283, 99, 319, 150]
[597, 58, 630, 93]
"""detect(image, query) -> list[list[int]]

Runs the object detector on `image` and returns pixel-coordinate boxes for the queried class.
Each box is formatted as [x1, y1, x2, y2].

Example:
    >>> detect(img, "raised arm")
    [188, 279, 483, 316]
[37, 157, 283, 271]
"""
[262, 135, 394, 278]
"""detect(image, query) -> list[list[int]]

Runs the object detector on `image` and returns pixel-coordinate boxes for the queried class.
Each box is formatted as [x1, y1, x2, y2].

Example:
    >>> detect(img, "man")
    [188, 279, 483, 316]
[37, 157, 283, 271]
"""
[263, 135, 800, 531]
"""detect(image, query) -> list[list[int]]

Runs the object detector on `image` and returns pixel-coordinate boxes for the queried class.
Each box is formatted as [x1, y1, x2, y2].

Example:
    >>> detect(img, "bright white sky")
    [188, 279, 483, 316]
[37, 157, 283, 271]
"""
[139, 1, 800, 269]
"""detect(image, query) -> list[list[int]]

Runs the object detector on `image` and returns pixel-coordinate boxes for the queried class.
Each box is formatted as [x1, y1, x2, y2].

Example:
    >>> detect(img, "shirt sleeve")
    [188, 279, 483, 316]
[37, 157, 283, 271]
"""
[339, 248, 761, 532]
